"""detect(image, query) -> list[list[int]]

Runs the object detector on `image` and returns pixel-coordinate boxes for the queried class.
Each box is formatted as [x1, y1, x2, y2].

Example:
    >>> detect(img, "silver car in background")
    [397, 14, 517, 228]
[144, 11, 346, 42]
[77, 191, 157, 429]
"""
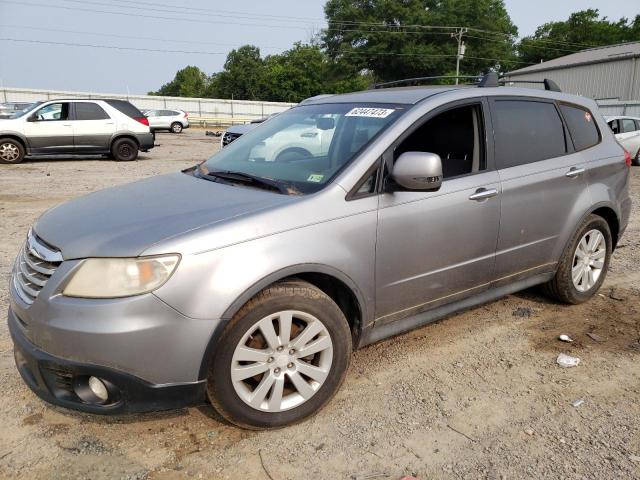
[143, 109, 189, 133]
[8, 77, 631, 429]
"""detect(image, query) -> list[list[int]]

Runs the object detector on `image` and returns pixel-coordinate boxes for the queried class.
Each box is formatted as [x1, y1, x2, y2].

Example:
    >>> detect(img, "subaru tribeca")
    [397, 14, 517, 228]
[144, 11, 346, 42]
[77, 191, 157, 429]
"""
[8, 75, 631, 429]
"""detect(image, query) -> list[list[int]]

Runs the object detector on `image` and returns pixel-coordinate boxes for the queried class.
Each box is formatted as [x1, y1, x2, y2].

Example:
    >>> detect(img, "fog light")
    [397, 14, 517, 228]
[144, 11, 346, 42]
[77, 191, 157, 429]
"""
[88, 376, 109, 402]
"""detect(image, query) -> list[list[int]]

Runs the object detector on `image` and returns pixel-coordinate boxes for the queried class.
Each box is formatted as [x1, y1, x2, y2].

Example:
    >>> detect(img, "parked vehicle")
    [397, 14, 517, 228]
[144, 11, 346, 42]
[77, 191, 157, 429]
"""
[0, 102, 34, 119]
[143, 109, 189, 134]
[605, 115, 640, 165]
[8, 75, 631, 429]
[0, 99, 153, 163]
[220, 113, 279, 147]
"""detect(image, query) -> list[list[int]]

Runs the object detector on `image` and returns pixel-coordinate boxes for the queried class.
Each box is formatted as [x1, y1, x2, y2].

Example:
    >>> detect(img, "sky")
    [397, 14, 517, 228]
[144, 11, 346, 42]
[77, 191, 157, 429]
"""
[0, 0, 638, 94]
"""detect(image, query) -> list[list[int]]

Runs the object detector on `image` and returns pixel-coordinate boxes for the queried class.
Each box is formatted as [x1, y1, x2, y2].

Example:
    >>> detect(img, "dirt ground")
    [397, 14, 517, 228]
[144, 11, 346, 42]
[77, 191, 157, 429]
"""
[0, 129, 638, 480]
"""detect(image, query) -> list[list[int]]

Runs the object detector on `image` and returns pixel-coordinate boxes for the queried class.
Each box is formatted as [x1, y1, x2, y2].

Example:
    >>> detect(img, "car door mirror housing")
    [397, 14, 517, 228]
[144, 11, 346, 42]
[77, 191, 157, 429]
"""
[390, 151, 443, 191]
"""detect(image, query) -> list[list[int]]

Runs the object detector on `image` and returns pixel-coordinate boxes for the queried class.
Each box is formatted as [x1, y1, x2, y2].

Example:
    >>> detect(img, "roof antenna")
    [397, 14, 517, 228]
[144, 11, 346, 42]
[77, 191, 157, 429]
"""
[478, 72, 499, 88]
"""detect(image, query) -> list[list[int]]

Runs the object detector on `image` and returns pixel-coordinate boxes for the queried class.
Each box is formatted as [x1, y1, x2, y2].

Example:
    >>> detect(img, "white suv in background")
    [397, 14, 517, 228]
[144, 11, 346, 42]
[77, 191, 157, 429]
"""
[144, 109, 189, 134]
[0, 99, 154, 164]
[605, 116, 640, 165]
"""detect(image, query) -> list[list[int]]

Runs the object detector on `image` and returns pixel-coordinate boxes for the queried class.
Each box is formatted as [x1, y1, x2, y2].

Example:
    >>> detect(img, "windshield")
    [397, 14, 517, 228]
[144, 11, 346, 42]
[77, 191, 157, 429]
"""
[8, 101, 42, 119]
[200, 103, 407, 194]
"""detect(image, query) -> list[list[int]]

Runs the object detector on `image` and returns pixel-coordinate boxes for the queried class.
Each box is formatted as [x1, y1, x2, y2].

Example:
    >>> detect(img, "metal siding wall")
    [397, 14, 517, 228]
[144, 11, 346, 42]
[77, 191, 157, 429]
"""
[504, 59, 636, 101]
[0, 87, 296, 124]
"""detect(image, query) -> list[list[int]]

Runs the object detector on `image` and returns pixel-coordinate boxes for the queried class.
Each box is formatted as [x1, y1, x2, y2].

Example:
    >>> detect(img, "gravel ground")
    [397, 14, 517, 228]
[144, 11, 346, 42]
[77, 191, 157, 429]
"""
[0, 129, 638, 480]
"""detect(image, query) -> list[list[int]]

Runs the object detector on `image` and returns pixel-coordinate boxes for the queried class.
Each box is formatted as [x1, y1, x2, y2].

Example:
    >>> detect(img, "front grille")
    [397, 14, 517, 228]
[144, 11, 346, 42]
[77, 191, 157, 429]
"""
[12, 231, 62, 305]
[222, 131, 242, 147]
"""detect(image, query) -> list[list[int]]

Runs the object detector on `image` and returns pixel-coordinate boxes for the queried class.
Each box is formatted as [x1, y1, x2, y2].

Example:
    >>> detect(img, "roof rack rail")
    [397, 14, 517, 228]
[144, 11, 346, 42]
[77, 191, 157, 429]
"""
[498, 78, 562, 92]
[369, 75, 482, 89]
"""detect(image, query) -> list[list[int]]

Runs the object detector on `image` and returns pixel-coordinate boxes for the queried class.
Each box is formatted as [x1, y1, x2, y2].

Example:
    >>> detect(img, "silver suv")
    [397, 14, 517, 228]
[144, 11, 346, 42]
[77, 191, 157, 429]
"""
[8, 75, 631, 429]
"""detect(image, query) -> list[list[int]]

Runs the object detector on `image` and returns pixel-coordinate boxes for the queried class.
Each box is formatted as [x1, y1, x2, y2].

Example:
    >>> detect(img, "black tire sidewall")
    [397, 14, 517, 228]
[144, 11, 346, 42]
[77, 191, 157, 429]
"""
[171, 122, 182, 133]
[207, 283, 352, 429]
[111, 138, 138, 161]
[558, 215, 612, 303]
[0, 138, 25, 164]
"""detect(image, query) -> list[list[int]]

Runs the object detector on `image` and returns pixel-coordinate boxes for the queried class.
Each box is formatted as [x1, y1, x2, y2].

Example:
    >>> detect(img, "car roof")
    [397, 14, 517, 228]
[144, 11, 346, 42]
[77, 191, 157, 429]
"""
[301, 86, 461, 105]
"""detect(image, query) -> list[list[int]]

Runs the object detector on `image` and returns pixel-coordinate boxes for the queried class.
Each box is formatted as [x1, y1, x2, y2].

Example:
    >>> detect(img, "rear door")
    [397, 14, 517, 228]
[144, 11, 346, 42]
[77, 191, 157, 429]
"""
[70, 102, 116, 152]
[619, 118, 640, 157]
[23, 102, 74, 154]
[490, 98, 594, 285]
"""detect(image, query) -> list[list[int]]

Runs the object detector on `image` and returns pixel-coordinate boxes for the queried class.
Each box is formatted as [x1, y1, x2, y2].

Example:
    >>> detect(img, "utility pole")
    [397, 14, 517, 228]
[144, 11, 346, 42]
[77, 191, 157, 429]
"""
[451, 28, 468, 84]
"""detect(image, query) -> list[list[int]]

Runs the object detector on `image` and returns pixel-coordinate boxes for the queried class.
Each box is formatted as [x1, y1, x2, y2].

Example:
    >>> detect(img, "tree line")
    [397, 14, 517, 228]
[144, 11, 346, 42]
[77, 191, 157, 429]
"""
[150, 3, 640, 103]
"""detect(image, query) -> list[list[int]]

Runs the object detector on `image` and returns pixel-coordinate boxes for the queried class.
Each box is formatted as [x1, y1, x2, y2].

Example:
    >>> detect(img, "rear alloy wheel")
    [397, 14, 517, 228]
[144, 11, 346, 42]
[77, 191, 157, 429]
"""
[207, 280, 352, 429]
[170, 122, 183, 134]
[0, 138, 25, 164]
[111, 138, 138, 161]
[543, 214, 612, 304]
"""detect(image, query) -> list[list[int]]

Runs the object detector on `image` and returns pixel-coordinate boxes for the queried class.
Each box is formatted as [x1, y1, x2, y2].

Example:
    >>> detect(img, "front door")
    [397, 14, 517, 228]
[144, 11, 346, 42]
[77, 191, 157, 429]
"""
[375, 101, 501, 325]
[24, 102, 73, 154]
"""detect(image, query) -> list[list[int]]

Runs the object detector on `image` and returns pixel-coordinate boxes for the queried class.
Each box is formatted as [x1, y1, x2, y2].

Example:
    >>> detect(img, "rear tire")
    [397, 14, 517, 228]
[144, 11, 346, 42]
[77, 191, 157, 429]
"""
[206, 279, 352, 430]
[543, 214, 612, 304]
[111, 138, 138, 162]
[170, 122, 183, 134]
[633, 149, 640, 166]
[0, 138, 25, 164]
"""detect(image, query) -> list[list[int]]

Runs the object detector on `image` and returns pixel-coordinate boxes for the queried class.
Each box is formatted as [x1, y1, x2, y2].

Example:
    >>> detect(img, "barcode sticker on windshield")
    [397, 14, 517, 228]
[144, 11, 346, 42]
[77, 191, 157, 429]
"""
[345, 108, 395, 118]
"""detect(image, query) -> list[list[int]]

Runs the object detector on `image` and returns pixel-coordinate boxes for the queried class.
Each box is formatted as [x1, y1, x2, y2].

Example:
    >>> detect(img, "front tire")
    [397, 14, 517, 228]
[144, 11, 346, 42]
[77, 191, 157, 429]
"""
[0, 138, 25, 164]
[111, 138, 138, 161]
[170, 122, 183, 134]
[543, 214, 612, 304]
[206, 279, 352, 430]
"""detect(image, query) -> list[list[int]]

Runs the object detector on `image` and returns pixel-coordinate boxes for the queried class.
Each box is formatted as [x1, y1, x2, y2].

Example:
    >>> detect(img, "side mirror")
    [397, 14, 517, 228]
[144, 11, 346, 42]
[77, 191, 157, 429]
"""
[26, 114, 37, 122]
[390, 151, 443, 191]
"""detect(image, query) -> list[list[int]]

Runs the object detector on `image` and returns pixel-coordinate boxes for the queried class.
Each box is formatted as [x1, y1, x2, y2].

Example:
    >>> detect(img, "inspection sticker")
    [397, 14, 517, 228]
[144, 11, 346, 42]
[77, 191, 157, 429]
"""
[307, 174, 325, 182]
[345, 107, 395, 118]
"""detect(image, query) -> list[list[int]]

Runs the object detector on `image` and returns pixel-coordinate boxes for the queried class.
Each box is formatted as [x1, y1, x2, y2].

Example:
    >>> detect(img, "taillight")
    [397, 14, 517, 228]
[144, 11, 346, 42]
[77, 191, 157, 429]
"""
[624, 150, 632, 167]
[184, 111, 188, 118]
[134, 116, 149, 126]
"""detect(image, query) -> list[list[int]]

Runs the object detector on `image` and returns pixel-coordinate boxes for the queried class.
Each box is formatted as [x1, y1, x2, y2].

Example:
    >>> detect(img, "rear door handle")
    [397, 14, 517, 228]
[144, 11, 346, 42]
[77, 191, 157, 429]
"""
[469, 187, 498, 201]
[565, 167, 585, 178]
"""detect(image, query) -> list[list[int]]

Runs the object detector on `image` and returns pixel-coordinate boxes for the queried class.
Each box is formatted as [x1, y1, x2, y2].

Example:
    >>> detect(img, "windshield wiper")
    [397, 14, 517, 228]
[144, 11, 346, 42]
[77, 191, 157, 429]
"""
[201, 168, 290, 194]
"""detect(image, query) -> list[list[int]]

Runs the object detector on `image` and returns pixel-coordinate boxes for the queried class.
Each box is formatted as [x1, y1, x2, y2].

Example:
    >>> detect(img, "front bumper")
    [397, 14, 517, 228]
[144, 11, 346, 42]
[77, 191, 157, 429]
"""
[9, 309, 206, 414]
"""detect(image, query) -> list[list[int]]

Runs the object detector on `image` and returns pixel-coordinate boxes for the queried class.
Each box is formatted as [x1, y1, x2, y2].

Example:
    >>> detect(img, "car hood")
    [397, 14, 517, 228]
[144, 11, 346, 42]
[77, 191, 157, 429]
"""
[226, 122, 260, 135]
[34, 171, 295, 259]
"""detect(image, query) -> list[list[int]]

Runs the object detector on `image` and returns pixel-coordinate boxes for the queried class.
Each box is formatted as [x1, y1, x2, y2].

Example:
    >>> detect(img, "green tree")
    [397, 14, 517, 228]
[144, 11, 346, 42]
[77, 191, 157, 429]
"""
[518, 10, 640, 64]
[322, 0, 519, 83]
[149, 65, 208, 97]
[210, 45, 265, 100]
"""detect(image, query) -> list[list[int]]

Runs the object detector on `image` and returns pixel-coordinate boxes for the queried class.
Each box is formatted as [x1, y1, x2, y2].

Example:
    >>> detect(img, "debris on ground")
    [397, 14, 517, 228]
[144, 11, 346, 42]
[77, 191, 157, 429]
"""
[524, 428, 534, 436]
[556, 353, 581, 368]
[205, 130, 222, 137]
[572, 399, 585, 407]
[608, 289, 625, 301]
[586, 332, 606, 343]
[512, 307, 532, 317]
[559, 334, 573, 343]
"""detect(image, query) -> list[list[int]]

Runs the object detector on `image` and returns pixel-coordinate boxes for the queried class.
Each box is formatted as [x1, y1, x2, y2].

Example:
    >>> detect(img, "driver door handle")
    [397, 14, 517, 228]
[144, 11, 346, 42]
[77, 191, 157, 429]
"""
[565, 167, 585, 178]
[469, 188, 498, 201]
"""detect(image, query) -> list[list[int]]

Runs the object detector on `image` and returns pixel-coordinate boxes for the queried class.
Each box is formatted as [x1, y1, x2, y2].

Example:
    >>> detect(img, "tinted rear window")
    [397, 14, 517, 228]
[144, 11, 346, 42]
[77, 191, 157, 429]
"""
[492, 100, 567, 168]
[559, 104, 600, 151]
[104, 99, 143, 118]
[75, 102, 110, 120]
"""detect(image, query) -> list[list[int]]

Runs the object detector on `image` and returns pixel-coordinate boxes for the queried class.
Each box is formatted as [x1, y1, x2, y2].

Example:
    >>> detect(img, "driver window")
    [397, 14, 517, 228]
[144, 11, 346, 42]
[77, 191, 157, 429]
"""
[395, 104, 485, 179]
[34, 103, 70, 122]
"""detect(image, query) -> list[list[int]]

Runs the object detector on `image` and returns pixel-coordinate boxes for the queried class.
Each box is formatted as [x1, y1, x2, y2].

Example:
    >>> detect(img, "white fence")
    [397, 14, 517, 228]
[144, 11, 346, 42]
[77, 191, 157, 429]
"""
[596, 100, 640, 117]
[0, 87, 296, 127]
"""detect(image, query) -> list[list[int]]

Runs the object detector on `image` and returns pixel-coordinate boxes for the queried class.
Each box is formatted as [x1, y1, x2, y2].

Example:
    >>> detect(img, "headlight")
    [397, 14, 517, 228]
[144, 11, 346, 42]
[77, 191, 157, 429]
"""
[63, 255, 180, 298]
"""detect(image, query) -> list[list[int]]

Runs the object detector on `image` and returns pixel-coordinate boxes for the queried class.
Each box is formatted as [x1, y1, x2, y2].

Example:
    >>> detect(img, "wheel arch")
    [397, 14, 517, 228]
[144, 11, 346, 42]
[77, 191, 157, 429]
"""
[197, 264, 367, 380]
[590, 204, 620, 249]
[110, 133, 140, 148]
[0, 133, 28, 152]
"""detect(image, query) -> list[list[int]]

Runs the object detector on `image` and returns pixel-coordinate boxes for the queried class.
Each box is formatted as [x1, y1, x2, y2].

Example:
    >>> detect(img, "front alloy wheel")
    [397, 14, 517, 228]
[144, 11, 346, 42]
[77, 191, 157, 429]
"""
[207, 279, 352, 429]
[0, 139, 25, 164]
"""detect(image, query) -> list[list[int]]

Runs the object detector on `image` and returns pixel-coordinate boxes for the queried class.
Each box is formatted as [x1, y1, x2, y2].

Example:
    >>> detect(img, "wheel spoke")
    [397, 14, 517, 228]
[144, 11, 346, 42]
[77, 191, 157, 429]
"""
[592, 249, 606, 260]
[296, 335, 332, 358]
[267, 376, 285, 411]
[574, 248, 586, 259]
[231, 361, 270, 382]
[278, 311, 293, 345]
[580, 267, 589, 289]
[295, 360, 329, 383]
[591, 259, 604, 269]
[234, 345, 271, 363]
[291, 320, 324, 350]
[579, 237, 589, 253]
[288, 371, 315, 399]
[249, 372, 275, 408]
[587, 267, 595, 288]
[572, 264, 584, 284]
[258, 317, 280, 350]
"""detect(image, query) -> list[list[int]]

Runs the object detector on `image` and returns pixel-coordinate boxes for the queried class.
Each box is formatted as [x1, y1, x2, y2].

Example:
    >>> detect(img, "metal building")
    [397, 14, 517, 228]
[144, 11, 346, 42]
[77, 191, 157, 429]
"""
[504, 42, 640, 116]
